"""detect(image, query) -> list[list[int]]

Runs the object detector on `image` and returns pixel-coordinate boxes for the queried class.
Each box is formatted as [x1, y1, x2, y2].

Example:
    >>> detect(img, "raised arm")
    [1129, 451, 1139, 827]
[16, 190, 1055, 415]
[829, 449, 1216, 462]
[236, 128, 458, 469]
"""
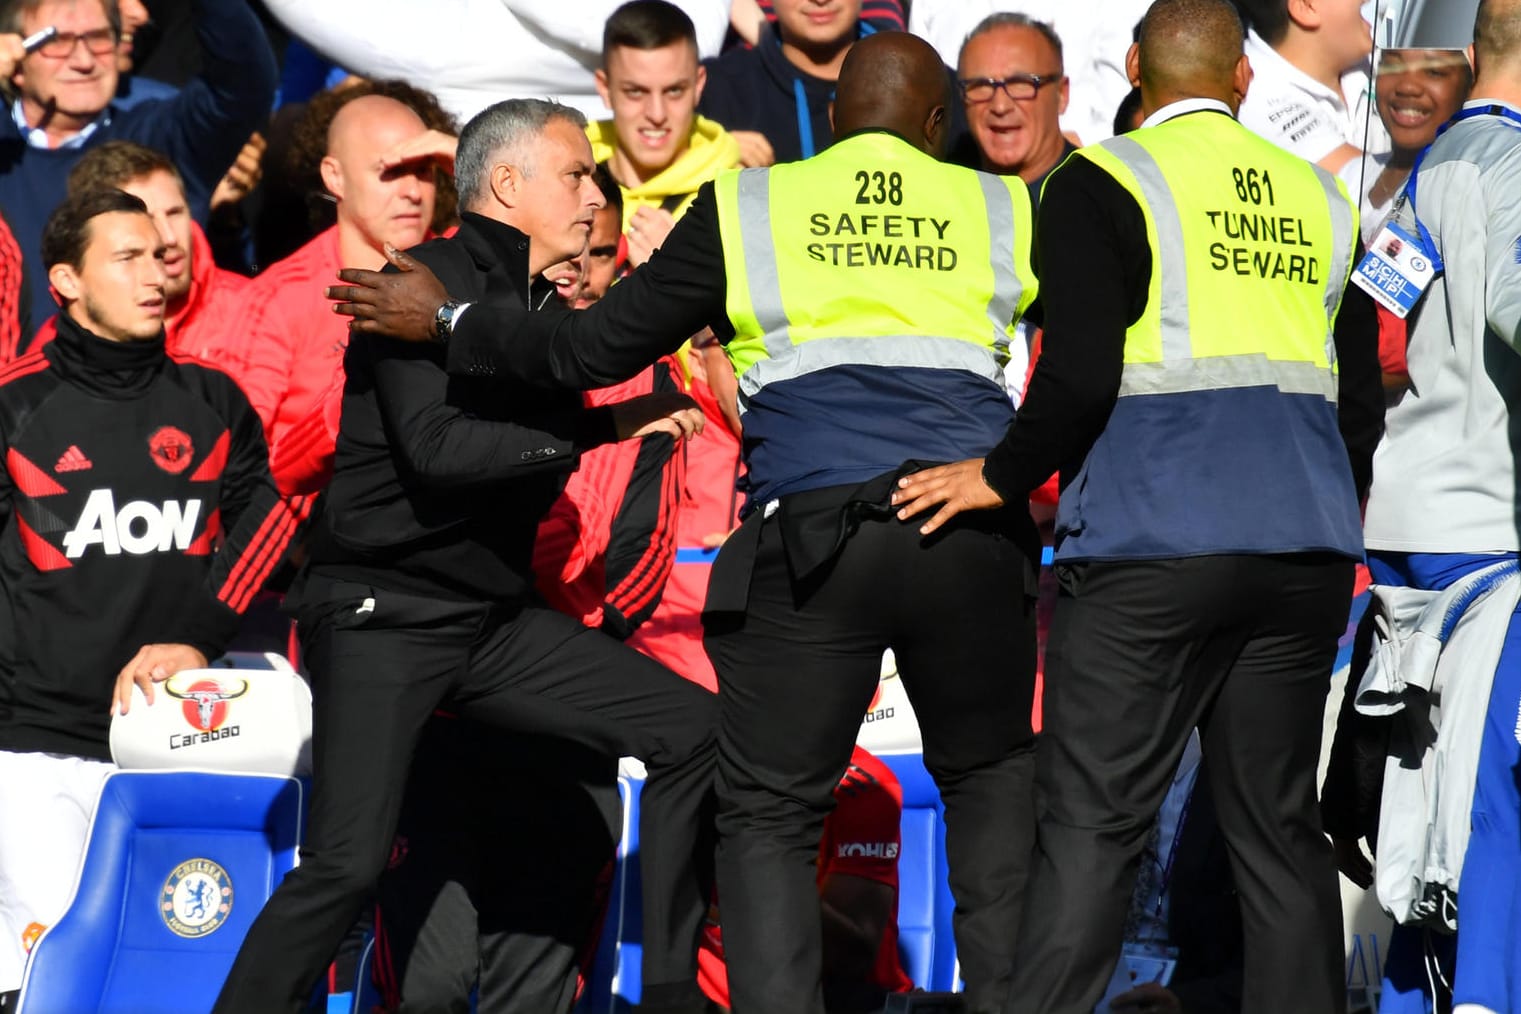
[330, 185, 730, 390]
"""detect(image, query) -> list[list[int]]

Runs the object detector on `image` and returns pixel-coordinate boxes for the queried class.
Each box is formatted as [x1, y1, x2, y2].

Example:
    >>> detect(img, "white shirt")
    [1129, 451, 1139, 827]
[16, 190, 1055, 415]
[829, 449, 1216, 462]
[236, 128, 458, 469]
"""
[1061, 0, 1151, 145]
[1237, 29, 1387, 163]
[1140, 96, 1233, 129]
[259, 0, 731, 124]
[1338, 148, 1401, 243]
[10, 99, 108, 150]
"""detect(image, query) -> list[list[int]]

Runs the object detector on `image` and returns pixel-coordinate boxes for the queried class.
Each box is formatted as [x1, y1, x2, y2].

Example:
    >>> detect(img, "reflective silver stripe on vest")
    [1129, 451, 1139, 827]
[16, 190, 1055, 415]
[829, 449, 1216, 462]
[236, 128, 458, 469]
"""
[1117, 353, 1338, 400]
[736, 333, 1006, 401]
[1312, 165, 1354, 365]
[977, 172, 1020, 357]
[735, 167, 793, 358]
[1100, 135, 1192, 361]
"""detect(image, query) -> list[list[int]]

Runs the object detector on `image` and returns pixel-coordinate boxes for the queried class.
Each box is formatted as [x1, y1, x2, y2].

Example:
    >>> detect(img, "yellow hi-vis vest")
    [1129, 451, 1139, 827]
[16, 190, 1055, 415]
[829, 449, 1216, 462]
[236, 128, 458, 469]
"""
[1054, 110, 1365, 562]
[711, 131, 1038, 409]
[1081, 111, 1356, 400]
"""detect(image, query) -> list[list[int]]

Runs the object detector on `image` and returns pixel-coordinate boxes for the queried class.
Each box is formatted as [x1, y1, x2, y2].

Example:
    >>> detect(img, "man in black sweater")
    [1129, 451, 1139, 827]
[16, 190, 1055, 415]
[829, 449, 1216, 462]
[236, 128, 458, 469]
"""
[0, 188, 295, 1006]
[214, 98, 718, 1014]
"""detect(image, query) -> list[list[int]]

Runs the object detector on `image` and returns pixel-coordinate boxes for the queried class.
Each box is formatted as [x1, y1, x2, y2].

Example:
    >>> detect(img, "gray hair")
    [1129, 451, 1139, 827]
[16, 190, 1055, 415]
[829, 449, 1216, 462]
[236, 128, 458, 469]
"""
[959, 12, 1064, 73]
[2, 0, 121, 37]
[455, 98, 588, 210]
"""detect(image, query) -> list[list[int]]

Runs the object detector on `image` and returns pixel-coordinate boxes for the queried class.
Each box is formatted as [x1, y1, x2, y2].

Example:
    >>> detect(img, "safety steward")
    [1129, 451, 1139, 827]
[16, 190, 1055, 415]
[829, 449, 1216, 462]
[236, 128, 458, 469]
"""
[892, 1, 1383, 1010]
[328, 31, 1045, 1014]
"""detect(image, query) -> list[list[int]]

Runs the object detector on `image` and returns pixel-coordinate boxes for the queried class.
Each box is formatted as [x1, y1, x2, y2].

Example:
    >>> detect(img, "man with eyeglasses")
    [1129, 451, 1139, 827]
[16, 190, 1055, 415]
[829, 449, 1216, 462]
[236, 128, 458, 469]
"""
[0, 0, 274, 342]
[957, 13, 1076, 210]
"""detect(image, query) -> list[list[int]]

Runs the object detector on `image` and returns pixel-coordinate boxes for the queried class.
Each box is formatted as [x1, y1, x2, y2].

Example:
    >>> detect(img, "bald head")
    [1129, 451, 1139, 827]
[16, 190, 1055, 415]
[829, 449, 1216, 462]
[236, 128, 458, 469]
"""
[327, 94, 427, 161]
[1476, 0, 1521, 74]
[1132, 0, 1248, 112]
[834, 32, 952, 157]
[320, 93, 436, 262]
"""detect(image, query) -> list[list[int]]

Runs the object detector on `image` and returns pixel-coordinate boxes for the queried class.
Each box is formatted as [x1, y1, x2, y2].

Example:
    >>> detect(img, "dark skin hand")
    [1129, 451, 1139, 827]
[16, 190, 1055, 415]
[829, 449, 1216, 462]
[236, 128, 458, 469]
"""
[890, 458, 1006, 535]
[327, 244, 449, 341]
[1331, 835, 1374, 890]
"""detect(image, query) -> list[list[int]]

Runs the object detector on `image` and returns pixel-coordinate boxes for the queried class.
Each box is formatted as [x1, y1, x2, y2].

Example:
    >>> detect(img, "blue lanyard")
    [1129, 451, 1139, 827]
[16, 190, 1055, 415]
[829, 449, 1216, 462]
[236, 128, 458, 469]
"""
[1404, 104, 1521, 272]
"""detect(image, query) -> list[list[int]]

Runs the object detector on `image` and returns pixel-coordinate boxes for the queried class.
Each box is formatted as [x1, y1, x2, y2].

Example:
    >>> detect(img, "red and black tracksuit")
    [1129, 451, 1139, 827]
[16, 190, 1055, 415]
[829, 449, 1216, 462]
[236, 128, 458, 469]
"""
[0, 313, 298, 761]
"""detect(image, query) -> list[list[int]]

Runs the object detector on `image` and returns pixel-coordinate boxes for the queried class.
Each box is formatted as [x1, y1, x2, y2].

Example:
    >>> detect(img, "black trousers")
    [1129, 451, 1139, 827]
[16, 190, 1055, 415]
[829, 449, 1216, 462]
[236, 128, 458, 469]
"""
[1003, 554, 1352, 1014]
[213, 579, 717, 1013]
[704, 507, 1039, 1014]
[373, 720, 622, 1014]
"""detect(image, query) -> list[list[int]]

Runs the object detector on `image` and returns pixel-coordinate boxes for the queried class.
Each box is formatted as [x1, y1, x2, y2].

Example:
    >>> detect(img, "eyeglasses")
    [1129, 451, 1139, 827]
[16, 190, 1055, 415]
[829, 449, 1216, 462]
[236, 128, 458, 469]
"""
[33, 28, 117, 59]
[957, 74, 1062, 103]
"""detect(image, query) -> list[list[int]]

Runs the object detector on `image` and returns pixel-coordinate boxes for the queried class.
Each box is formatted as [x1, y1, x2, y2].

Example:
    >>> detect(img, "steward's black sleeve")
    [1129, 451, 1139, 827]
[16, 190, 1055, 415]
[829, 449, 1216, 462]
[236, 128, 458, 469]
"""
[368, 338, 618, 490]
[982, 157, 1149, 500]
[446, 186, 730, 390]
[169, 366, 300, 658]
[1331, 247, 1383, 501]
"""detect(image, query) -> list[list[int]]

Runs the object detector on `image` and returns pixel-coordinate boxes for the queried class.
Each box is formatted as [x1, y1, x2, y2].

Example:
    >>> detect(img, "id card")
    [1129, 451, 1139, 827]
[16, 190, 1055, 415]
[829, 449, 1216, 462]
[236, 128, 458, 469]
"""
[1093, 947, 1178, 1012]
[1352, 221, 1436, 318]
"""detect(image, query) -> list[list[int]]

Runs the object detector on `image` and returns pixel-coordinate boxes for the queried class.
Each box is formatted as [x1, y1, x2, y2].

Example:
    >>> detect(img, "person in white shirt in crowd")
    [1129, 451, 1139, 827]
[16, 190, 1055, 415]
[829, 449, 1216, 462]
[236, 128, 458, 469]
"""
[255, 0, 730, 125]
[1234, 0, 1385, 170]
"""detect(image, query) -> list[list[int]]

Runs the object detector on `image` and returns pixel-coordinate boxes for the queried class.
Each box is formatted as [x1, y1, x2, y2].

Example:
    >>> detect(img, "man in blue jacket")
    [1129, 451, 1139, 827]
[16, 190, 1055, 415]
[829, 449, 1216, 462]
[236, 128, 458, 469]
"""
[0, 0, 275, 342]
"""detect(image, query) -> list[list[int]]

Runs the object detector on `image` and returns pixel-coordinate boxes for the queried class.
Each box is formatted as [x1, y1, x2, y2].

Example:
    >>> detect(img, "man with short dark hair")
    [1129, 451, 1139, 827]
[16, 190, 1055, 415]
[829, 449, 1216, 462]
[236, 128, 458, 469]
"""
[26, 141, 249, 364]
[699, 0, 870, 163]
[895, 0, 1381, 1009]
[0, 0, 275, 332]
[592, 0, 740, 266]
[0, 188, 293, 1005]
[579, 165, 625, 307]
[957, 14, 1075, 204]
[213, 97, 719, 1014]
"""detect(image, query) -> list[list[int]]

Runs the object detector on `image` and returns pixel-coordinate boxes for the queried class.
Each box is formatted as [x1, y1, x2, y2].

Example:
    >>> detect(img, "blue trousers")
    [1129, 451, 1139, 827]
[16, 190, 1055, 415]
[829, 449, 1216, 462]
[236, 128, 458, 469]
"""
[1370, 553, 1521, 1012]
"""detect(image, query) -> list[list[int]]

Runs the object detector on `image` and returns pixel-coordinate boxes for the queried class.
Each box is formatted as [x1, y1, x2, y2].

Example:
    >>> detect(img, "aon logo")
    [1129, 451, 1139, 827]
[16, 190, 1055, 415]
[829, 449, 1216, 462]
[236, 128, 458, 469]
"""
[62, 489, 201, 559]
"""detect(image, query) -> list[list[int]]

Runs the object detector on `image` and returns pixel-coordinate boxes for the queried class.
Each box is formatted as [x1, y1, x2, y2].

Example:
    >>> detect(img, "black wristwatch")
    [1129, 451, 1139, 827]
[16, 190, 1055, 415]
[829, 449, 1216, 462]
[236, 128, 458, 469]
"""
[432, 300, 470, 343]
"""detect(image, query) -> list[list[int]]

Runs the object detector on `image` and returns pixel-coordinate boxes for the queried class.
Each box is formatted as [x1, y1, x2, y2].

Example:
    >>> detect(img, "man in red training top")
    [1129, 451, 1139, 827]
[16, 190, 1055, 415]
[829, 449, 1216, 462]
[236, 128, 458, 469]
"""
[27, 141, 251, 367]
[232, 92, 449, 496]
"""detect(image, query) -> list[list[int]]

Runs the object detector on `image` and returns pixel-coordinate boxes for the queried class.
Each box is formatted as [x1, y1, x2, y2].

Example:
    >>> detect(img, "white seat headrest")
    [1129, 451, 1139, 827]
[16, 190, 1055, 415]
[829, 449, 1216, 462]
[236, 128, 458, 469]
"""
[856, 649, 925, 754]
[109, 655, 312, 776]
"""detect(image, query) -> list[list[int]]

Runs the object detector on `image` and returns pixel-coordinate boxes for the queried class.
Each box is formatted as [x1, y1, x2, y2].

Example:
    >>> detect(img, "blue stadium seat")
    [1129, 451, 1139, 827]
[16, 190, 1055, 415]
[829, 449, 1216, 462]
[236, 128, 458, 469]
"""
[878, 752, 959, 992]
[16, 771, 303, 1014]
[576, 765, 643, 1013]
[584, 755, 957, 1005]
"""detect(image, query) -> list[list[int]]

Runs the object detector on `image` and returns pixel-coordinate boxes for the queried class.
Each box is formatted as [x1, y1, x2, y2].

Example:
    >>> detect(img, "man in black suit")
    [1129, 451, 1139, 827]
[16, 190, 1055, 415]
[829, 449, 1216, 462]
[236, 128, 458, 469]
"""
[215, 98, 719, 1014]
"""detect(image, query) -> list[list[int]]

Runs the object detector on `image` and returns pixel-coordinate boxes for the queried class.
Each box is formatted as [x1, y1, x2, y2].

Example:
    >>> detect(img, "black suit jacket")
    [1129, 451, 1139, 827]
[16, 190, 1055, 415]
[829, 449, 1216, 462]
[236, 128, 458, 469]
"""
[306, 213, 618, 604]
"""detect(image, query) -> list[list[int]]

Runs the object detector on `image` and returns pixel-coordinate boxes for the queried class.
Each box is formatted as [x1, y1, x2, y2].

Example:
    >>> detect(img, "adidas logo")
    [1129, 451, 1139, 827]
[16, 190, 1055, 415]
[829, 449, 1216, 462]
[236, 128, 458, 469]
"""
[54, 446, 92, 473]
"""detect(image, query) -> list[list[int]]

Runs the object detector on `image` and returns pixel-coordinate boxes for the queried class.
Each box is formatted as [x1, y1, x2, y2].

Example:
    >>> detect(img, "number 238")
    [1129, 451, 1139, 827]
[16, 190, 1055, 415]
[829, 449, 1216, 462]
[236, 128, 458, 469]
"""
[855, 170, 903, 205]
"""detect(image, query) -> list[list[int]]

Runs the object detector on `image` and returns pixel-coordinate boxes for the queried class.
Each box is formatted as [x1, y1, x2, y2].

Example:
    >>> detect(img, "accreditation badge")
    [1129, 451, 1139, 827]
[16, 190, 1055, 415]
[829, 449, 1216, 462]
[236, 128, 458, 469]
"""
[1352, 221, 1436, 318]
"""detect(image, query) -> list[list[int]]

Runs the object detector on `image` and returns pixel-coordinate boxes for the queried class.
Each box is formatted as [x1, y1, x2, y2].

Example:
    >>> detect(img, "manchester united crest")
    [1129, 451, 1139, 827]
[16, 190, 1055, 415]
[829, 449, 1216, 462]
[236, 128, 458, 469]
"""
[148, 426, 194, 475]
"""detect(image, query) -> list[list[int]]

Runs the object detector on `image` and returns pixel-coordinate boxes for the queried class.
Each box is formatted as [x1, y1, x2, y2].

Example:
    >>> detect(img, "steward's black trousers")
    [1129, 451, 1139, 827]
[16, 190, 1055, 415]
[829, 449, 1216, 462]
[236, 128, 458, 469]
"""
[704, 478, 1040, 1014]
[1004, 554, 1353, 1014]
[213, 578, 717, 1013]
